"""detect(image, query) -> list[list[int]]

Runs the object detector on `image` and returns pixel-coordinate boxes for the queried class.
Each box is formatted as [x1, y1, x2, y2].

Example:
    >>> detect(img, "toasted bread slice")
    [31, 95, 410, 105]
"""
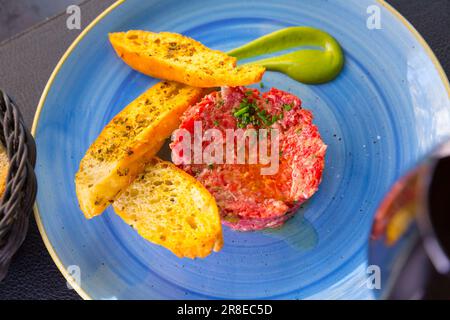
[113, 158, 223, 258]
[75, 81, 207, 219]
[109, 30, 265, 88]
[0, 144, 9, 197]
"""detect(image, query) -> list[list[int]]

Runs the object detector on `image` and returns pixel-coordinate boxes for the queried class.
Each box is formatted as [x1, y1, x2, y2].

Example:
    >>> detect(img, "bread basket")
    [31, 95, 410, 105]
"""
[0, 89, 37, 281]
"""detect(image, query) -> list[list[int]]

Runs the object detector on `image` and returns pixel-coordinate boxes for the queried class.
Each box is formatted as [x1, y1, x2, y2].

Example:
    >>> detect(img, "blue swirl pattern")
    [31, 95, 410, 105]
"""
[34, 0, 449, 299]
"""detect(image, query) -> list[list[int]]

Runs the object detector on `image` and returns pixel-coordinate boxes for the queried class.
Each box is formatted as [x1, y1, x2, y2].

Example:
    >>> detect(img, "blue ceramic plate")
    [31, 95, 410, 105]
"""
[33, 0, 449, 299]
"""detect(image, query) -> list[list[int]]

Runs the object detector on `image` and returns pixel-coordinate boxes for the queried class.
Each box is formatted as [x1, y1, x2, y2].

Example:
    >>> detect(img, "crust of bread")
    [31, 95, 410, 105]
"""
[75, 81, 207, 219]
[113, 158, 223, 259]
[109, 30, 265, 88]
[0, 144, 8, 198]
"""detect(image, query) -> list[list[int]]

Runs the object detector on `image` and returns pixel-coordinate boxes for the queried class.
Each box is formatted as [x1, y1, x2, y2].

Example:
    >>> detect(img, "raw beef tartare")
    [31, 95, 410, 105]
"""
[171, 86, 327, 231]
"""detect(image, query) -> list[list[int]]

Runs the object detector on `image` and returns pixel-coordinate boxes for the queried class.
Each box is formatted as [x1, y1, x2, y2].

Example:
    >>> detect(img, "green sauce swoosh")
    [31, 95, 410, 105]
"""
[228, 26, 344, 84]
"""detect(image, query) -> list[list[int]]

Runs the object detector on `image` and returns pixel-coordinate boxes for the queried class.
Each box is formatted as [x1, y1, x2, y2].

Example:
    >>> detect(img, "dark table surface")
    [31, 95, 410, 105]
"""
[0, 0, 84, 43]
[0, 0, 448, 300]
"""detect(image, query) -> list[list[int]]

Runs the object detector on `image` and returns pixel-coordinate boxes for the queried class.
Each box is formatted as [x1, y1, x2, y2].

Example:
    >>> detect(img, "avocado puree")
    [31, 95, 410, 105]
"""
[228, 26, 344, 84]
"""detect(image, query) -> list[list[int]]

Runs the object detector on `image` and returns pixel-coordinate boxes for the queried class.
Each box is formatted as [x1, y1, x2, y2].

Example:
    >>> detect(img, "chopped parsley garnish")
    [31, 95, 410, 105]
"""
[233, 106, 250, 117]
[260, 82, 265, 89]
[213, 120, 220, 126]
[271, 114, 281, 123]
[283, 103, 293, 111]
[232, 96, 283, 128]
[257, 110, 270, 126]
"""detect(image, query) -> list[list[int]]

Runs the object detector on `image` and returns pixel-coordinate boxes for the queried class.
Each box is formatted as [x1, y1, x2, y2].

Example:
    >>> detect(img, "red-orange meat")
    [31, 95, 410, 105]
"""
[171, 86, 326, 231]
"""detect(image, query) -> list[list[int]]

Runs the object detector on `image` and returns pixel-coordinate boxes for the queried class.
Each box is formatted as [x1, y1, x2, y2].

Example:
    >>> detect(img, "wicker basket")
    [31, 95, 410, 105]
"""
[0, 89, 37, 281]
